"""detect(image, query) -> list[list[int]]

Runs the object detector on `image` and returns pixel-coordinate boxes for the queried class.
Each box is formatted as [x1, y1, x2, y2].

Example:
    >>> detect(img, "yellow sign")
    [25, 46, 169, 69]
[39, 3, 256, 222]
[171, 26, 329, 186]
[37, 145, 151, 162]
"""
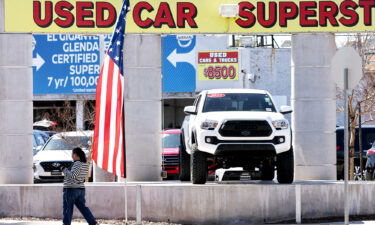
[4, 0, 375, 33]
[198, 51, 239, 81]
[5, 0, 123, 33]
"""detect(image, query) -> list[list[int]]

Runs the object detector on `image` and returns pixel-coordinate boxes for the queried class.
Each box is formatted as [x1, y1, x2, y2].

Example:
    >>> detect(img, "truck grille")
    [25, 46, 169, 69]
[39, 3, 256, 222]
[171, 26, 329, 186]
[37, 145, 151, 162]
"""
[163, 155, 179, 166]
[219, 120, 272, 137]
[40, 161, 73, 172]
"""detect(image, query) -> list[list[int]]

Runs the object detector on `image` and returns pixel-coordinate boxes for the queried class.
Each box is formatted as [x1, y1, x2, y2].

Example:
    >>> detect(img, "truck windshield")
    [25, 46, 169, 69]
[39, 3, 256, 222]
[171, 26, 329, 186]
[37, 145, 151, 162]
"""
[203, 93, 276, 113]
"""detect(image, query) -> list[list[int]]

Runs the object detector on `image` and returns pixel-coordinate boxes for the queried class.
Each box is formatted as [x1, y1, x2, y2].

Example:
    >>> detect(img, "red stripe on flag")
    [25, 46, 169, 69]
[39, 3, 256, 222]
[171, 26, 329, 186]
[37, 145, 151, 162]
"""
[112, 73, 123, 174]
[120, 135, 125, 177]
[92, 69, 104, 163]
[102, 60, 115, 171]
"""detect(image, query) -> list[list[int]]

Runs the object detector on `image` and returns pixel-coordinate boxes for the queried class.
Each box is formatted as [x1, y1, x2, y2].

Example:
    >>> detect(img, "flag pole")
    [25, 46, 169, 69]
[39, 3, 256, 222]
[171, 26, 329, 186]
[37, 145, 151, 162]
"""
[123, 71, 128, 223]
[123, 111, 128, 223]
[123, 41, 128, 224]
[121, 0, 129, 222]
[94, 0, 129, 222]
[125, 178, 128, 223]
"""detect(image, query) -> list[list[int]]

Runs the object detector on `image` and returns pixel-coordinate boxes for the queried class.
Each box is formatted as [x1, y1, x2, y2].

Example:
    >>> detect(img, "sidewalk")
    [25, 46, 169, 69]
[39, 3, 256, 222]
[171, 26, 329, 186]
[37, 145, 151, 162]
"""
[2, 220, 375, 225]
[0, 220, 173, 225]
[0, 221, 94, 225]
[284, 222, 375, 225]
[0, 221, 113, 225]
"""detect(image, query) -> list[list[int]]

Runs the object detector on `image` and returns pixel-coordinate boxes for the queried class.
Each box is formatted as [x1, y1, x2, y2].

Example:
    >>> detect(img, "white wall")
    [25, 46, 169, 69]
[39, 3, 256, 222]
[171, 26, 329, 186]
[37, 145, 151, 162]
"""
[240, 48, 291, 102]
[2, 183, 375, 224]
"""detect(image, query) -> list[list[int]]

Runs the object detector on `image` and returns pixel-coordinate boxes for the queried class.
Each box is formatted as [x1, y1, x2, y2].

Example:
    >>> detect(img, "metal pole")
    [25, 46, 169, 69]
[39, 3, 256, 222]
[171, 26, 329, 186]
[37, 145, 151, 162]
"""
[124, 180, 128, 223]
[123, 65, 128, 223]
[359, 103, 363, 179]
[123, 72, 128, 223]
[136, 185, 142, 225]
[295, 184, 302, 224]
[344, 68, 349, 225]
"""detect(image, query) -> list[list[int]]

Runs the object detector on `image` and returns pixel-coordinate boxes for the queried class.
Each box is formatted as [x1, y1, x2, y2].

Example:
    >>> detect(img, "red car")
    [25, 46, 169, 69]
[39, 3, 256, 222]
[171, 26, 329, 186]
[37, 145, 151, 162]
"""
[162, 129, 181, 179]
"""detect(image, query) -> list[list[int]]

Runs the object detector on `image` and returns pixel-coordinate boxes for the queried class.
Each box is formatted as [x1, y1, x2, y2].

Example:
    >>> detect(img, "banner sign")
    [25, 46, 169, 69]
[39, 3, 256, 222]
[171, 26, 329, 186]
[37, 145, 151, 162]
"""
[33, 34, 110, 95]
[198, 51, 239, 81]
[162, 35, 196, 92]
[4, 0, 375, 33]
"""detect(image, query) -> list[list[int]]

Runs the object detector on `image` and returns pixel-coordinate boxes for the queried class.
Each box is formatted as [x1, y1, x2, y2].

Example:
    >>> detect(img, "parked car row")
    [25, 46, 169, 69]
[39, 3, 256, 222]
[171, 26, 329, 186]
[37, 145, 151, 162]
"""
[33, 131, 94, 183]
[336, 126, 375, 180]
[34, 127, 182, 183]
[31, 108, 375, 183]
[34, 128, 184, 183]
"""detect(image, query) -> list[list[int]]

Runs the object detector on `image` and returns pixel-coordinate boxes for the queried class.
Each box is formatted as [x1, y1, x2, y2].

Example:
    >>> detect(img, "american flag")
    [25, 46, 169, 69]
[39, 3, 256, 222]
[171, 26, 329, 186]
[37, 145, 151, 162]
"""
[92, 0, 130, 178]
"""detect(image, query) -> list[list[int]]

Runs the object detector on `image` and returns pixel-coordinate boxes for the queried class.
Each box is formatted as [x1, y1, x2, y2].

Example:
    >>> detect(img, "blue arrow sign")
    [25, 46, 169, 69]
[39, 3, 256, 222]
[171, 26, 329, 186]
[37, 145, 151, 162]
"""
[162, 35, 196, 93]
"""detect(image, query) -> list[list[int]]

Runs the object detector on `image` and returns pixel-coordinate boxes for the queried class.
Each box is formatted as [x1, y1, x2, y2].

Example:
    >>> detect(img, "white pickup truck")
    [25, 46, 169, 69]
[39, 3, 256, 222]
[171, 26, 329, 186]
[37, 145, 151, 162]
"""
[180, 89, 294, 184]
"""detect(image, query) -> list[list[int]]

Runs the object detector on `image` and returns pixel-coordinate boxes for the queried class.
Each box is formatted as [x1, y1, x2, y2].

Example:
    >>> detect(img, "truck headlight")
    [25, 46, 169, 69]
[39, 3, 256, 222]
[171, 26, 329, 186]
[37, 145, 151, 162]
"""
[272, 120, 288, 130]
[201, 120, 219, 130]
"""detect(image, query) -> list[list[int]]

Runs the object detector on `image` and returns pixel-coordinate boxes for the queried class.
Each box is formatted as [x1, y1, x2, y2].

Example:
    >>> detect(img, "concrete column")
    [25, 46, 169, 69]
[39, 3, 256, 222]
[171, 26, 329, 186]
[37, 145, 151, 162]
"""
[0, 0, 3, 32]
[0, 2, 34, 183]
[292, 33, 337, 180]
[76, 100, 84, 130]
[123, 34, 162, 181]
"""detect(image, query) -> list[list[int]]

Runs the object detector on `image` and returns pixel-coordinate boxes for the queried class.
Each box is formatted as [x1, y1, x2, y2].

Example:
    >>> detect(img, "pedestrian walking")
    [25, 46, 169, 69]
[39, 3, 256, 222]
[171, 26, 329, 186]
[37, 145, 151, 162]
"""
[61, 147, 98, 225]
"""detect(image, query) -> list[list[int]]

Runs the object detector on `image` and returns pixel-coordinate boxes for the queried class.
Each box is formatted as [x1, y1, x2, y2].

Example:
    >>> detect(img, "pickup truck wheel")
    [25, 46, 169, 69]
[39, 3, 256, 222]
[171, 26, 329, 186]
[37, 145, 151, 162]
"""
[191, 144, 207, 184]
[277, 147, 294, 184]
[261, 161, 275, 181]
[179, 145, 191, 181]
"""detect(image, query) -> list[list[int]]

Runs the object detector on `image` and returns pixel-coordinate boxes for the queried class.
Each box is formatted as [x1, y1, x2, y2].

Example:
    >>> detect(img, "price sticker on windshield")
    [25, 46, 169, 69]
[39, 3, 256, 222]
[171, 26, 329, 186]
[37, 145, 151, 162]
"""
[207, 93, 226, 98]
[198, 51, 239, 81]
